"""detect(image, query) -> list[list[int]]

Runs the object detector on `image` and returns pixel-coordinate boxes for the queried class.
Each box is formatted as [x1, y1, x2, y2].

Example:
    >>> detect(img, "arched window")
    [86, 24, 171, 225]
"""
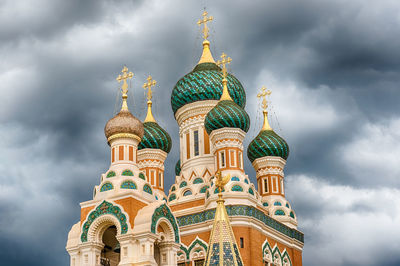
[143, 184, 153, 195]
[171, 186, 176, 191]
[231, 185, 243, 192]
[106, 171, 116, 178]
[199, 186, 209, 193]
[139, 172, 146, 180]
[179, 181, 188, 188]
[169, 193, 176, 201]
[274, 201, 282, 206]
[274, 210, 285, 216]
[121, 180, 137, 189]
[100, 182, 113, 192]
[244, 178, 249, 184]
[231, 176, 240, 182]
[122, 169, 133, 176]
[263, 202, 269, 207]
[286, 203, 290, 208]
[193, 178, 204, 184]
[183, 190, 192, 196]
[290, 211, 295, 219]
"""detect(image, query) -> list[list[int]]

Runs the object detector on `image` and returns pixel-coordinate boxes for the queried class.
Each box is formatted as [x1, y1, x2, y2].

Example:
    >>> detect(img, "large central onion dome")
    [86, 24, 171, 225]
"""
[105, 109, 144, 142]
[247, 111, 289, 162]
[138, 121, 172, 153]
[171, 41, 246, 114]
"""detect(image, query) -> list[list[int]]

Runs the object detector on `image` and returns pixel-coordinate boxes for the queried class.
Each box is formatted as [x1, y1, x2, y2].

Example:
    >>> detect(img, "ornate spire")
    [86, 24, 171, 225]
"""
[143, 75, 157, 123]
[205, 171, 244, 266]
[197, 11, 216, 64]
[257, 86, 272, 131]
[116, 66, 134, 112]
[217, 52, 232, 101]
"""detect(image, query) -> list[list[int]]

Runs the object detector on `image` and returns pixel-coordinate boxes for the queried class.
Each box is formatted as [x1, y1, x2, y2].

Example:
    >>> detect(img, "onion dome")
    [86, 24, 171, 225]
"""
[171, 40, 246, 114]
[247, 111, 289, 162]
[205, 99, 250, 135]
[204, 55, 250, 135]
[105, 110, 144, 141]
[175, 159, 181, 176]
[138, 121, 172, 153]
[138, 75, 172, 153]
[105, 66, 143, 143]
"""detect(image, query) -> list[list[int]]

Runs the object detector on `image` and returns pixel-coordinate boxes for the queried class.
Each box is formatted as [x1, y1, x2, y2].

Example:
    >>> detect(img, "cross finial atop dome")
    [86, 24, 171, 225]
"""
[257, 86, 272, 131]
[198, 10, 213, 41]
[197, 11, 216, 64]
[217, 52, 233, 101]
[143, 75, 157, 122]
[116, 66, 134, 111]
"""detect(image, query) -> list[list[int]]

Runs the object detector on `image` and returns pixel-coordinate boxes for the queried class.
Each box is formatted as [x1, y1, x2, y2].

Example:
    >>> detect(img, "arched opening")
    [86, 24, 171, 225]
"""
[100, 225, 120, 266]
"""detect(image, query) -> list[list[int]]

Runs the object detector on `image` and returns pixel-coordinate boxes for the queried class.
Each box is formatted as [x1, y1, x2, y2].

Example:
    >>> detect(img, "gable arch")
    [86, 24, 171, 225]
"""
[150, 203, 180, 243]
[81, 201, 130, 243]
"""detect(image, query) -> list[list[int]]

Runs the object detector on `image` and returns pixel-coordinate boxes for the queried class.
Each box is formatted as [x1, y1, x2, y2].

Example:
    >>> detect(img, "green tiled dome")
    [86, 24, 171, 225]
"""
[204, 100, 250, 135]
[247, 130, 289, 162]
[171, 63, 246, 114]
[175, 159, 181, 176]
[138, 122, 172, 153]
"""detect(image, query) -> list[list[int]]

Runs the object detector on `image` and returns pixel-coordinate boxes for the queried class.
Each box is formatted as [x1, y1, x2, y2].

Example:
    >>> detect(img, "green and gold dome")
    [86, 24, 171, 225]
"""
[138, 121, 172, 153]
[171, 40, 246, 114]
[247, 110, 289, 162]
[138, 76, 172, 153]
[205, 99, 250, 135]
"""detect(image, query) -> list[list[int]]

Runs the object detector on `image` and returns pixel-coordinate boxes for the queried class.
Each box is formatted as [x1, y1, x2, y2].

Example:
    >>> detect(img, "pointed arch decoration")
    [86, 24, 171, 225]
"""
[81, 201, 129, 242]
[189, 170, 198, 180]
[262, 239, 292, 266]
[202, 168, 212, 179]
[150, 203, 180, 243]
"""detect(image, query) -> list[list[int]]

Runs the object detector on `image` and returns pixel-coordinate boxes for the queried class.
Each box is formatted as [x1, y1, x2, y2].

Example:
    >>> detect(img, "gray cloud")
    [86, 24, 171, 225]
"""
[0, 0, 399, 265]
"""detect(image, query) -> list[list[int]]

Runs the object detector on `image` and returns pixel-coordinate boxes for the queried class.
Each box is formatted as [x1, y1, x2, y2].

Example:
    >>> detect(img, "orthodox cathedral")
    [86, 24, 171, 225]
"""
[66, 11, 304, 266]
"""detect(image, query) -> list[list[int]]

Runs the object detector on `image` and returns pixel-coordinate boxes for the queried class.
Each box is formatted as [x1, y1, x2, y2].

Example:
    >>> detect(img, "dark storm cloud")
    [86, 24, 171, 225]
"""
[1, 0, 400, 265]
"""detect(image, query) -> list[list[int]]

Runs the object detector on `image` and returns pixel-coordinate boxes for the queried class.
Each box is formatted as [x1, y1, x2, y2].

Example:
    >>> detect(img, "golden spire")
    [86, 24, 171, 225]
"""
[143, 75, 157, 122]
[217, 53, 233, 101]
[197, 11, 216, 64]
[116, 66, 134, 112]
[257, 86, 273, 131]
[205, 171, 244, 266]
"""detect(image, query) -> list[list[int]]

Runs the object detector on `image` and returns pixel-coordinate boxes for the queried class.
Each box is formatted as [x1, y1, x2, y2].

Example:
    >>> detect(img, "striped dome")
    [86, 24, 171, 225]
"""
[247, 130, 289, 162]
[204, 100, 250, 135]
[171, 63, 246, 114]
[138, 122, 172, 153]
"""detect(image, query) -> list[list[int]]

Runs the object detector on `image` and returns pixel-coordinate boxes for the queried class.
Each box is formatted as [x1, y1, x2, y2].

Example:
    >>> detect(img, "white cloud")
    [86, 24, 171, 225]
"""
[286, 175, 400, 266]
[339, 118, 400, 187]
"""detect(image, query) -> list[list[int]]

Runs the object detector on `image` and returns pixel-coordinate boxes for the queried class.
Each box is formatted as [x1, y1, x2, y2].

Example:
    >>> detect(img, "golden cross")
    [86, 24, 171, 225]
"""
[197, 11, 213, 40]
[143, 75, 157, 101]
[116, 66, 134, 95]
[217, 52, 232, 78]
[257, 86, 272, 110]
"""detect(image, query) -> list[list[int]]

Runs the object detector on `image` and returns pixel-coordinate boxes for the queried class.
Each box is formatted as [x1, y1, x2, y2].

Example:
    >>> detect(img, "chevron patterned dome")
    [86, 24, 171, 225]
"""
[175, 159, 181, 176]
[171, 62, 246, 114]
[247, 129, 289, 162]
[204, 99, 250, 135]
[138, 121, 172, 153]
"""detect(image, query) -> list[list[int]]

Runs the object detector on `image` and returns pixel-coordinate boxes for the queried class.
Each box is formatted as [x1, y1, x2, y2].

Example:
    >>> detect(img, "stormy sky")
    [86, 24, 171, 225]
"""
[0, 0, 399, 265]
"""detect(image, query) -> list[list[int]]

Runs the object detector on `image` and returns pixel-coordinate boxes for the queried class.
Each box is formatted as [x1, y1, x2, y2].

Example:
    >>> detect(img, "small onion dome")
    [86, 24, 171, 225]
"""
[205, 99, 250, 135]
[104, 109, 144, 142]
[247, 112, 289, 162]
[175, 159, 181, 176]
[171, 41, 246, 114]
[138, 121, 172, 153]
